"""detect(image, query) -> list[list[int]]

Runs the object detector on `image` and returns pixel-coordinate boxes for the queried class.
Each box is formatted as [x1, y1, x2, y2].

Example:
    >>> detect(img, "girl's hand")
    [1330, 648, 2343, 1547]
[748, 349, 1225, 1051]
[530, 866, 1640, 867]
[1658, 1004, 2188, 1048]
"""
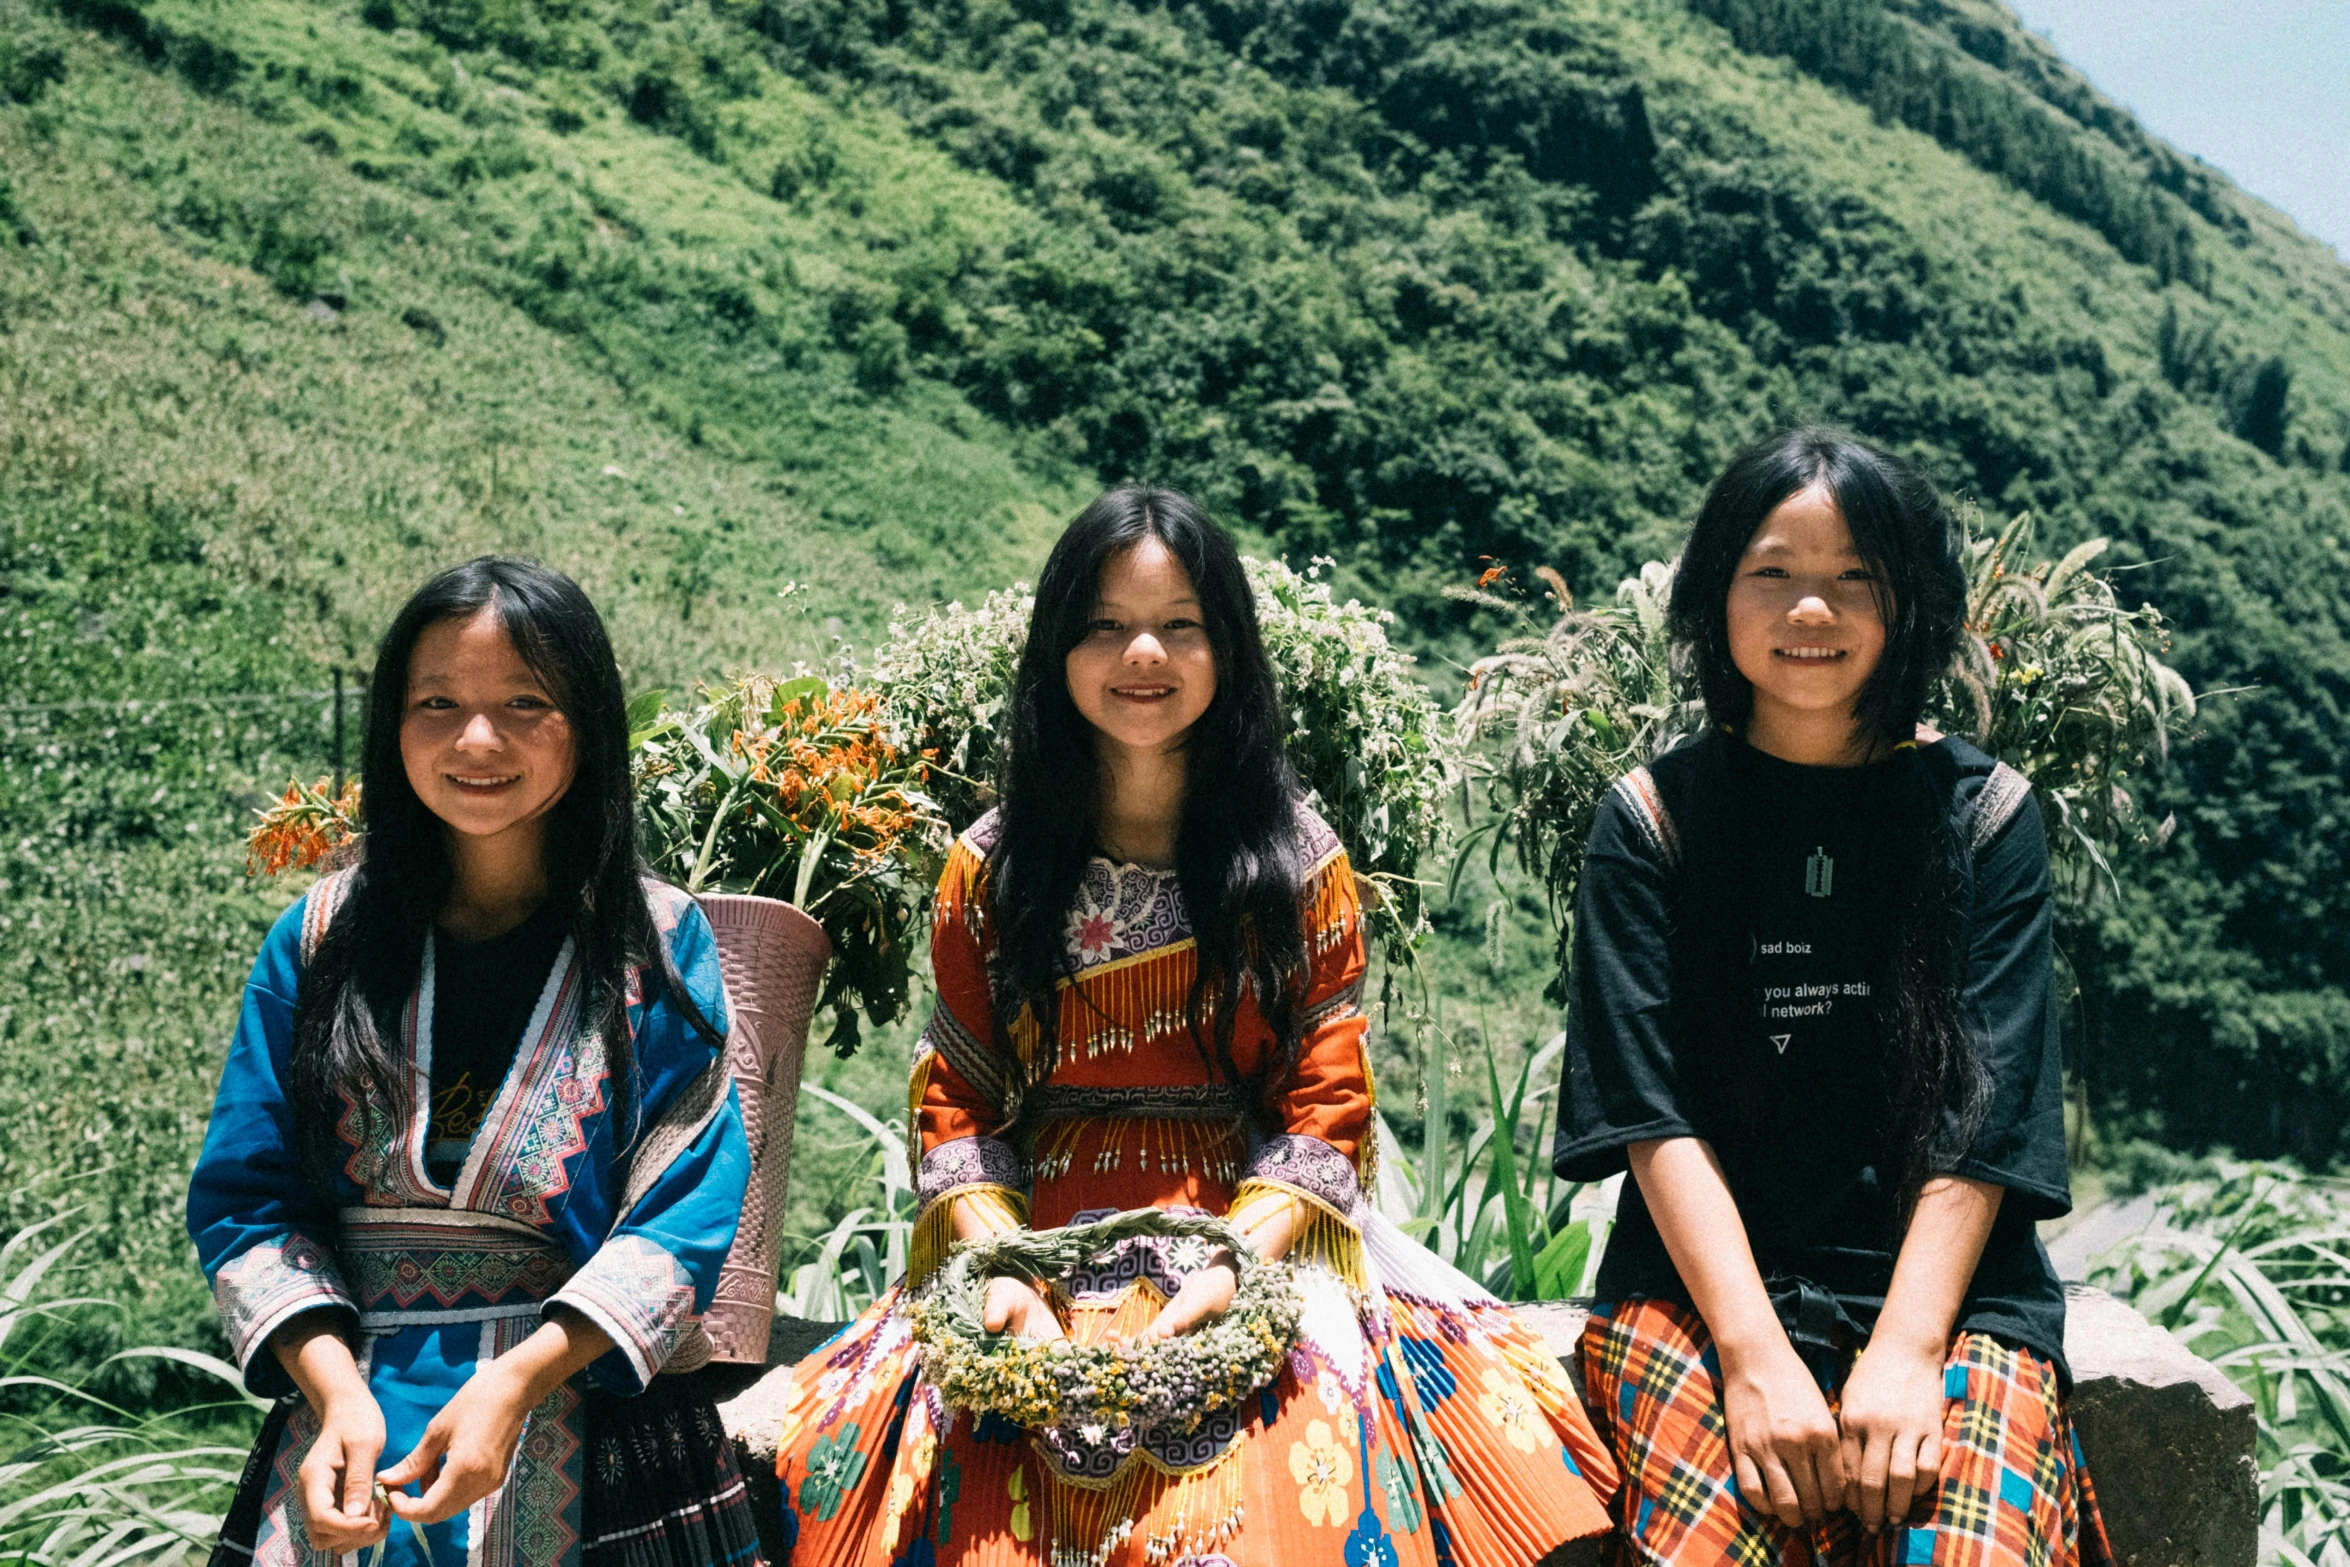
[982, 1275, 1068, 1343]
[297, 1390, 392, 1553]
[378, 1358, 539, 1525]
[1836, 1340, 1949, 1532]
[1720, 1340, 1846, 1529]
[1135, 1250, 1239, 1341]
[267, 1312, 388, 1553]
[1229, 1194, 1300, 1262]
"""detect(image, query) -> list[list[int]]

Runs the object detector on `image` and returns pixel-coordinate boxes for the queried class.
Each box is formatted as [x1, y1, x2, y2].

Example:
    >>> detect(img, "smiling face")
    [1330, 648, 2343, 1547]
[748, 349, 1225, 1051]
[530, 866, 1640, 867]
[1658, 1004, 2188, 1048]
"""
[399, 605, 579, 846]
[1064, 535, 1218, 762]
[1726, 481, 1888, 761]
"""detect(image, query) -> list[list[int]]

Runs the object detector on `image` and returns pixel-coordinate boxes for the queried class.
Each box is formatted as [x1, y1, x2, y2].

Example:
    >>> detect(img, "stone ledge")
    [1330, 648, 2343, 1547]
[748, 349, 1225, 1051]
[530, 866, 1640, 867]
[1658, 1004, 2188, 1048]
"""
[2061, 1285, 2257, 1567]
[723, 1286, 2255, 1567]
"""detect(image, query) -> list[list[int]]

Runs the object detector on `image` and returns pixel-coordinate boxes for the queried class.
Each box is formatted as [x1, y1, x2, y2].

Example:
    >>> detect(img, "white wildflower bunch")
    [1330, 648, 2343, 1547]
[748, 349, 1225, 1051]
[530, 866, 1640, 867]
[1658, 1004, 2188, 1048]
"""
[1244, 556, 1454, 960]
[865, 583, 1035, 833]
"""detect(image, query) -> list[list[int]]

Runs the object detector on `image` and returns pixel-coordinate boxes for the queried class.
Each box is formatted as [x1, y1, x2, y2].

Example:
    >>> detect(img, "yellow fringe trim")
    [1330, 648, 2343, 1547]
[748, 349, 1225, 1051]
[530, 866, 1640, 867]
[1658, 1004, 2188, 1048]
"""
[993, 850, 1372, 1084]
[1055, 945, 1207, 1063]
[1229, 1177, 1370, 1290]
[1307, 856, 1362, 957]
[1305, 857, 1381, 1199]
[905, 1048, 935, 1133]
[907, 1183, 1029, 1289]
[1029, 1116, 1246, 1186]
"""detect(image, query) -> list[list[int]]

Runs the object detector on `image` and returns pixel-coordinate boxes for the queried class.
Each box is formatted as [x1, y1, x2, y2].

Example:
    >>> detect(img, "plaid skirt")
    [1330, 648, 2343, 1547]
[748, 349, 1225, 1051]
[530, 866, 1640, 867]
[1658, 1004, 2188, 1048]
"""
[210, 1369, 765, 1567]
[1579, 1299, 2114, 1567]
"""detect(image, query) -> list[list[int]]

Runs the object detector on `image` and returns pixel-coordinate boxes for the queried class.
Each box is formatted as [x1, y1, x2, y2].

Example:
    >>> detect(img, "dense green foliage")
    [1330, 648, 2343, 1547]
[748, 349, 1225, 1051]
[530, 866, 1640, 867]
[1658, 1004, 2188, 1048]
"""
[2095, 1162, 2350, 1562]
[1684, 0, 2212, 287]
[5, 0, 2350, 1361]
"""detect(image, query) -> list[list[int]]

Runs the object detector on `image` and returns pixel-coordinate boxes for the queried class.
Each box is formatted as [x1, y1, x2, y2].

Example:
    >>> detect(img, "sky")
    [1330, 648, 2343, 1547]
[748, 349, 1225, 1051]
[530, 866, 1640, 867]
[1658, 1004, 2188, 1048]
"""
[2003, 0, 2350, 260]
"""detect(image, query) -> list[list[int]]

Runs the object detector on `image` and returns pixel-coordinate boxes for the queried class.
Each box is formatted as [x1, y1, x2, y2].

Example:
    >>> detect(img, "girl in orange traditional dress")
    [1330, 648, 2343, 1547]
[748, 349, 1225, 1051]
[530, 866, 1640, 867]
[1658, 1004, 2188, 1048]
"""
[769, 488, 1619, 1566]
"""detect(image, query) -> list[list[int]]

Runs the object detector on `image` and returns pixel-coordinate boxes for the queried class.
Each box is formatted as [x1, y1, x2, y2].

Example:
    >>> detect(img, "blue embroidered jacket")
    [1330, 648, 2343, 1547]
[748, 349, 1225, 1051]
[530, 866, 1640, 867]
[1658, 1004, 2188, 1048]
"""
[185, 873, 750, 1567]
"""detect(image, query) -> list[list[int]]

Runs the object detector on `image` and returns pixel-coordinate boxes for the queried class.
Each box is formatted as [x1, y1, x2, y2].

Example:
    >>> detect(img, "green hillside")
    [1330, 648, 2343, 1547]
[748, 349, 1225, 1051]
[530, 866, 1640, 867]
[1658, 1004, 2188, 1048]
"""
[3, 0, 2349, 1347]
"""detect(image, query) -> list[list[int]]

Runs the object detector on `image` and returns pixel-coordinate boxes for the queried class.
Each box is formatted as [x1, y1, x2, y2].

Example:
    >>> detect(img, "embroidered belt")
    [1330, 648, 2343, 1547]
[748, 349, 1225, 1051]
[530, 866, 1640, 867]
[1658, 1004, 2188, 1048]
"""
[1020, 1083, 1253, 1123]
[338, 1208, 574, 1328]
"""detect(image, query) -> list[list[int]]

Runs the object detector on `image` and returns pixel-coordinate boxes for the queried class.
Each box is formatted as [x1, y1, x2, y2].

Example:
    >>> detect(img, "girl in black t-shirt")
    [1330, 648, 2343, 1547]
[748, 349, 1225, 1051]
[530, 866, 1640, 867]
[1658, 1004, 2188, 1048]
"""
[1557, 428, 2112, 1567]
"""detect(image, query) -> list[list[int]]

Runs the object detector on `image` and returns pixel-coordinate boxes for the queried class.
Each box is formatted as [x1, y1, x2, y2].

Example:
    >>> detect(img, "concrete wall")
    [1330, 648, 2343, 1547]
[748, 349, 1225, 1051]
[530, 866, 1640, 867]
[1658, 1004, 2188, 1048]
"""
[725, 1286, 2256, 1567]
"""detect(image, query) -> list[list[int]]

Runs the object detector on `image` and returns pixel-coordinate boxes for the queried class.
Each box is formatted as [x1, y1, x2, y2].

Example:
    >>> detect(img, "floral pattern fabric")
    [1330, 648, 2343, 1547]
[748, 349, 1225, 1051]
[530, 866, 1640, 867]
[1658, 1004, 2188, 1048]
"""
[1061, 859, 1190, 968]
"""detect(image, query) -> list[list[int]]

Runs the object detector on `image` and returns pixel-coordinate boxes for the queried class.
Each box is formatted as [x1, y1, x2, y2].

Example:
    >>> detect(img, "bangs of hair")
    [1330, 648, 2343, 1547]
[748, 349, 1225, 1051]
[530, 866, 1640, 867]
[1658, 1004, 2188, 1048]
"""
[1666, 425, 1966, 748]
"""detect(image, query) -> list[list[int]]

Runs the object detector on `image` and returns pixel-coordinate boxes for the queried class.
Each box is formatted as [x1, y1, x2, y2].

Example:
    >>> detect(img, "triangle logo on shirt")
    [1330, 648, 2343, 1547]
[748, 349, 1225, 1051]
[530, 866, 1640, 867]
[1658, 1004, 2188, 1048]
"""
[1771, 1033, 1793, 1055]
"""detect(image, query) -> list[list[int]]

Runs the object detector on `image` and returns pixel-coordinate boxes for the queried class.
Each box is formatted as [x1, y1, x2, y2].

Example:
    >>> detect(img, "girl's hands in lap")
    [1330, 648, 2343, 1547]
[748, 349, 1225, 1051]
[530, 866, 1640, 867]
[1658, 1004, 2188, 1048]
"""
[298, 1390, 392, 1553]
[983, 1275, 1068, 1343]
[1721, 1341, 1846, 1529]
[1836, 1342, 1948, 1532]
[378, 1359, 540, 1526]
[1135, 1250, 1240, 1341]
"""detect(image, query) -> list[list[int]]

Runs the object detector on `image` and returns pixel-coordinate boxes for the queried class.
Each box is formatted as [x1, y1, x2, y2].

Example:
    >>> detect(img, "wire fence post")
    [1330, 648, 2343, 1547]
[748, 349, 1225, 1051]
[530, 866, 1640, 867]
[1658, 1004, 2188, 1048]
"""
[333, 668, 346, 796]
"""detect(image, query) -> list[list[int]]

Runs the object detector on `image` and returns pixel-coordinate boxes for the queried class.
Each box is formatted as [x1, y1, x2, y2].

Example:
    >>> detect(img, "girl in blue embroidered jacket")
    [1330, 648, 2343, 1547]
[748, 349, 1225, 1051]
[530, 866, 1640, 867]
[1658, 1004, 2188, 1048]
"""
[186, 558, 760, 1567]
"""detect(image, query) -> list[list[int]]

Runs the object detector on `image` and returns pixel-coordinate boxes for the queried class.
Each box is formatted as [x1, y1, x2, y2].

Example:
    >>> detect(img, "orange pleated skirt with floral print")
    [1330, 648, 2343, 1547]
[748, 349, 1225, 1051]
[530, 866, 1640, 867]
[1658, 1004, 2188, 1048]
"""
[766, 806, 1619, 1567]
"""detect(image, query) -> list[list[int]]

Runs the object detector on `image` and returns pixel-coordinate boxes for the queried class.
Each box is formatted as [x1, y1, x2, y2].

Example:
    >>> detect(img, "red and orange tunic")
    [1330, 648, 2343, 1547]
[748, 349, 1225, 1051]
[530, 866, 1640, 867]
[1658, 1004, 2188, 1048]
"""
[771, 804, 1618, 1566]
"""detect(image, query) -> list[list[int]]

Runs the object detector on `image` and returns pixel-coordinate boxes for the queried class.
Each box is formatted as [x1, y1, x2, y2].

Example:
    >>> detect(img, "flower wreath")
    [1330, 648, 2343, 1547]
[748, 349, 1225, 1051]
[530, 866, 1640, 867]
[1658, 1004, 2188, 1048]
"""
[908, 1208, 1302, 1439]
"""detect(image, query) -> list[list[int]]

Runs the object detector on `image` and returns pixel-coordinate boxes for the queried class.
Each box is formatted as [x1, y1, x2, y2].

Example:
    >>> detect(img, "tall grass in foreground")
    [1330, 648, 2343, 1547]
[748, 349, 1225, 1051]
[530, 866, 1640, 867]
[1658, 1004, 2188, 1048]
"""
[0, 1215, 254, 1564]
[2092, 1163, 2350, 1566]
[1370, 1025, 1611, 1303]
[779, 1086, 913, 1321]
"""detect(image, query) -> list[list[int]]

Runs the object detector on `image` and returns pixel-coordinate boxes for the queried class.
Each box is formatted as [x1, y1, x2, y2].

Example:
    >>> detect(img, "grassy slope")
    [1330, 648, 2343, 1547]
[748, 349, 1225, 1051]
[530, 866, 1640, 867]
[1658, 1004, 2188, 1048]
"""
[6, 0, 2350, 1353]
[0, 3, 1079, 1349]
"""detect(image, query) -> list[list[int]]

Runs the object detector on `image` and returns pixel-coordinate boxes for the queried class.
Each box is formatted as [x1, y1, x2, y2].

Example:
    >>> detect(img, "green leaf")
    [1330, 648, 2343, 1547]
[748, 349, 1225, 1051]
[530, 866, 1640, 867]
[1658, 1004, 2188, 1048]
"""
[1484, 1040, 1540, 1300]
[770, 674, 830, 723]
[822, 1003, 862, 1058]
[1530, 1219, 1592, 1301]
[1418, 1026, 1449, 1227]
[625, 687, 668, 737]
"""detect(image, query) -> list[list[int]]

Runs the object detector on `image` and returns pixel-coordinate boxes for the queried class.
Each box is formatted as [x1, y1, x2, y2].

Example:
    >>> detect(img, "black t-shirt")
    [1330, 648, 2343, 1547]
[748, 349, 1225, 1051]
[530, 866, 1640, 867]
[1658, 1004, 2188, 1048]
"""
[1553, 729, 2073, 1380]
[427, 900, 569, 1182]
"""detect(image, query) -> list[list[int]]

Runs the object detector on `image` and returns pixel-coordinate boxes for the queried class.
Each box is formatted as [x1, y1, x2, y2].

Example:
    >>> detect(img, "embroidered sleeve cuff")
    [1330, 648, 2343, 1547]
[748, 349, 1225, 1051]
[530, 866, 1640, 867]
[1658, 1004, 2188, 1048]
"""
[548, 1234, 699, 1395]
[211, 1233, 360, 1398]
[917, 1135, 1026, 1205]
[1243, 1133, 1362, 1219]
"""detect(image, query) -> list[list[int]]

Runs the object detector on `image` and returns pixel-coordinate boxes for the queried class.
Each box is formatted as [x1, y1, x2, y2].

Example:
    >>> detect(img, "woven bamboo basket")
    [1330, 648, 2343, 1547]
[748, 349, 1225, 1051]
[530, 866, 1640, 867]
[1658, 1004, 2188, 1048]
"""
[697, 893, 831, 1364]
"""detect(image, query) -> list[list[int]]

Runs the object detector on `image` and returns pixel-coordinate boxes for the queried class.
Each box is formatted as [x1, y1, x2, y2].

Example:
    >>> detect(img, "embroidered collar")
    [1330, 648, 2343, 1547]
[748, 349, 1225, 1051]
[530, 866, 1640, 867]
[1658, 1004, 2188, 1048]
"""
[1063, 857, 1191, 969]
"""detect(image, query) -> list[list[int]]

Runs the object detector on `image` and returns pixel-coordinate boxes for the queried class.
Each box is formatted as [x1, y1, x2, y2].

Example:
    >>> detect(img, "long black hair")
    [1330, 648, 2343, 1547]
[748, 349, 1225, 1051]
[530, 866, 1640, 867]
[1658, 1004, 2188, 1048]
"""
[288, 557, 717, 1190]
[987, 488, 1309, 1090]
[1666, 427, 1984, 1222]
